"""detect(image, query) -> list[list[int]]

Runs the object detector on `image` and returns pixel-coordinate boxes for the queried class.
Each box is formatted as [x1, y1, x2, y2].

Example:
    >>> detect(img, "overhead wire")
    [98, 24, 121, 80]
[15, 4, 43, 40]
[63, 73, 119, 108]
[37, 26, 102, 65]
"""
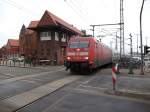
[64, 0, 89, 26]
[69, 0, 89, 20]
[1, 0, 39, 17]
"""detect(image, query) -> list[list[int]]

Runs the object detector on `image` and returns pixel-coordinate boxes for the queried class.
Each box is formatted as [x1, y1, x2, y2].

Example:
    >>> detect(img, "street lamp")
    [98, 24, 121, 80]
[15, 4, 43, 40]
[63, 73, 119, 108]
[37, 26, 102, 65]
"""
[140, 0, 145, 75]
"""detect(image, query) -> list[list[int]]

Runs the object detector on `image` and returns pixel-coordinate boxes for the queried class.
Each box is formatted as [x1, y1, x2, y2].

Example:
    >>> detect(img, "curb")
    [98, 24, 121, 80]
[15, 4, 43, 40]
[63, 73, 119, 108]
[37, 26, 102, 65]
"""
[105, 89, 150, 101]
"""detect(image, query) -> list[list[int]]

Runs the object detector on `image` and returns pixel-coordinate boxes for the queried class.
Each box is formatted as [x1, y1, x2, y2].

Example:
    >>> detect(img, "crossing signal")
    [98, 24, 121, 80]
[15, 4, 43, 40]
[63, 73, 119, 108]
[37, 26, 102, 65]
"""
[144, 45, 150, 55]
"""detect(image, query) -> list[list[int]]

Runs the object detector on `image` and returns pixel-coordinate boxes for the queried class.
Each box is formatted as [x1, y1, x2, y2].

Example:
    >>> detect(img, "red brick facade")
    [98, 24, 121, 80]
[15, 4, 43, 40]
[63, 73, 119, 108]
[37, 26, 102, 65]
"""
[19, 24, 38, 59]
[0, 45, 7, 58]
[5, 39, 19, 58]
[20, 10, 83, 65]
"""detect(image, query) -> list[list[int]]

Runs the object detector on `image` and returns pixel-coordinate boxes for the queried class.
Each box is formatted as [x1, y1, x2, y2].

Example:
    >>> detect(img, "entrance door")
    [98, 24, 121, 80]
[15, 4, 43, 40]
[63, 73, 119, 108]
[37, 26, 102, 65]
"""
[60, 47, 66, 64]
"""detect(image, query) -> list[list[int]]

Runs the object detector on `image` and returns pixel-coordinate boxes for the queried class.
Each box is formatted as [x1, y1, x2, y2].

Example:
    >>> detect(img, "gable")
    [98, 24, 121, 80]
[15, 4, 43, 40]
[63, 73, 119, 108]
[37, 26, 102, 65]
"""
[6, 41, 11, 49]
[7, 39, 19, 48]
[38, 11, 57, 27]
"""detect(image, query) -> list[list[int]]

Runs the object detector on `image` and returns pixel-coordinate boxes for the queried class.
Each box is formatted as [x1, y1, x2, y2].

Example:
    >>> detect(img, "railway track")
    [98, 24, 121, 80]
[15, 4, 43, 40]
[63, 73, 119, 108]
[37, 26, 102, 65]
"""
[0, 68, 86, 112]
[0, 67, 149, 112]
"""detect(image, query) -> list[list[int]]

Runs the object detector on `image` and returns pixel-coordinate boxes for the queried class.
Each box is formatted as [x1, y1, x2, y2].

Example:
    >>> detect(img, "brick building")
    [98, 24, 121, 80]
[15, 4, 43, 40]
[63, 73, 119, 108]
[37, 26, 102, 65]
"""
[20, 10, 83, 65]
[19, 22, 38, 59]
[0, 49, 1, 58]
[0, 46, 6, 58]
[0, 45, 7, 58]
[5, 39, 19, 58]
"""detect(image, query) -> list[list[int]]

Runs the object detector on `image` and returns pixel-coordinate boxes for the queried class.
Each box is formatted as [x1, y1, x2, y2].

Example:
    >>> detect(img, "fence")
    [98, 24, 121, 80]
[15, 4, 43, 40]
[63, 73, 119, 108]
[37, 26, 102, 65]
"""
[0, 59, 32, 68]
[0, 58, 59, 68]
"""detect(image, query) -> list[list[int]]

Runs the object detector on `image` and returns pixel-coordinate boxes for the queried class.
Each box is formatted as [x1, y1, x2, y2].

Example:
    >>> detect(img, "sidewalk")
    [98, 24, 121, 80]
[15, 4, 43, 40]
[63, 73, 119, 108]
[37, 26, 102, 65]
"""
[94, 68, 150, 100]
[100, 68, 150, 76]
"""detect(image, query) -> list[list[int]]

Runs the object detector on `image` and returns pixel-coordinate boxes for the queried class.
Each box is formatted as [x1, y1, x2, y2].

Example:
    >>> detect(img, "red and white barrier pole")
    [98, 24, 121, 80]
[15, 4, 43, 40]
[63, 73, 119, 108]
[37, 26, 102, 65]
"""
[112, 63, 118, 90]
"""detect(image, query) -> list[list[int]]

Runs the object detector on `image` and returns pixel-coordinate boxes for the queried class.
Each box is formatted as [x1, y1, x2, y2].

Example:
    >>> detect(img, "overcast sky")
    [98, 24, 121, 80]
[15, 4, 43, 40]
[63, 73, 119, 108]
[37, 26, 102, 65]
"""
[0, 0, 150, 53]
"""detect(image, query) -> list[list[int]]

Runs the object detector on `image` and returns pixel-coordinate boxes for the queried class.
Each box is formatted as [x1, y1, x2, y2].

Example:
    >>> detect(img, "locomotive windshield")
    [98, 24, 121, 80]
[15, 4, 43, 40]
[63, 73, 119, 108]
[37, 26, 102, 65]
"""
[69, 41, 89, 48]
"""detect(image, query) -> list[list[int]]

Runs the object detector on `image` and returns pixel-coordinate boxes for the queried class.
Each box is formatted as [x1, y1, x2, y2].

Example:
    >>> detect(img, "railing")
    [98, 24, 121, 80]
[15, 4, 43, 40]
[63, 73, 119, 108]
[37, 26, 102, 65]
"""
[0, 59, 32, 68]
[0, 59, 58, 67]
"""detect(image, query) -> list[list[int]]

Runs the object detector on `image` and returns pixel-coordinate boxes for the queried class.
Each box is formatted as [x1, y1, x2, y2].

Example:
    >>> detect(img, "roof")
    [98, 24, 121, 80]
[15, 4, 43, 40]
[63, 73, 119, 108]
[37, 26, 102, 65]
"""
[47, 11, 83, 35]
[25, 29, 34, 35]
[28, 21, 39, 28]
[8, 39, 19, 47]
[29, 10, 83, 35]
[24, 21, 39, 35]
[1, 45, 6, 50]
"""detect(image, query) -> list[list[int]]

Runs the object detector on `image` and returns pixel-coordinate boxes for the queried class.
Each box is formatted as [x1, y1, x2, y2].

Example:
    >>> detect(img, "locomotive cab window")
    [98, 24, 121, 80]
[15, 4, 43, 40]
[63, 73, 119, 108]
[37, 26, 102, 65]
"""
[69, 42, 78, 48]
[69, 41, 89, 48]
[79, 41, 89, 48]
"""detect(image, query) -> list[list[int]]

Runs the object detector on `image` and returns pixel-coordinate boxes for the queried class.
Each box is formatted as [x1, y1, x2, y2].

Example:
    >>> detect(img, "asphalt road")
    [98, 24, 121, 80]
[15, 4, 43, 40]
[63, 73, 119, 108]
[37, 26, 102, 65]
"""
[0, 66, 149, 112]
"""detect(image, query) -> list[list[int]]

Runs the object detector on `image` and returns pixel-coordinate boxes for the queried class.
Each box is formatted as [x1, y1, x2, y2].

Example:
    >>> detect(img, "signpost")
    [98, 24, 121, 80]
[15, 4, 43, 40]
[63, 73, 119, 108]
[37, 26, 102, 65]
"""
[112, 63, 118, 91]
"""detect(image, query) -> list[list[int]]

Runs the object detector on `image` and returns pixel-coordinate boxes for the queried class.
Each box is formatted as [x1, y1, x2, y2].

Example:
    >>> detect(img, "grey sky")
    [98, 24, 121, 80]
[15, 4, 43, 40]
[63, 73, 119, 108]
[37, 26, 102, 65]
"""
[0, 0, 150, 53]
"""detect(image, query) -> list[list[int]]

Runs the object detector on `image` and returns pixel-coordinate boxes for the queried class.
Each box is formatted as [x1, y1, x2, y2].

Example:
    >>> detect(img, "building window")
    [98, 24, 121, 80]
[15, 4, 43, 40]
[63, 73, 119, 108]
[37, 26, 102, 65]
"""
[55, 32, 59, 41]
[61, 34, 66, 42]
[40, 32, 51, 41]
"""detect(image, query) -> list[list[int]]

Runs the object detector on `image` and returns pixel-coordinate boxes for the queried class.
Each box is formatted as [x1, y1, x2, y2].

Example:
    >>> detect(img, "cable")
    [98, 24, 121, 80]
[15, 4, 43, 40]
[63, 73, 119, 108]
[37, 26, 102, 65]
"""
[69, 0, 89, 19]
[1, 0, 39, 16]
[64, 0, 89, 26]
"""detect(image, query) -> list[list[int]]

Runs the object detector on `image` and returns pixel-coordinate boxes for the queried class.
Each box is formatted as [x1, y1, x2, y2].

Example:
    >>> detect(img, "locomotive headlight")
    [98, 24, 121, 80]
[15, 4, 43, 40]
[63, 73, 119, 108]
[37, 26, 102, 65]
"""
[84, 56, 88, 60]
[67, 56, 71, 60]
[76, 48, 80, 51]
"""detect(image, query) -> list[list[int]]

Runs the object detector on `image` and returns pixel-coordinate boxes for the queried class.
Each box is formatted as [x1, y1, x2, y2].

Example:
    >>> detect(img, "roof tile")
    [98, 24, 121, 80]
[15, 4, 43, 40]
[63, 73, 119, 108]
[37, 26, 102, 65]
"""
[28, 21, 39, 28]
[37, 10, 83, 35]
[47, 11, 83, 35]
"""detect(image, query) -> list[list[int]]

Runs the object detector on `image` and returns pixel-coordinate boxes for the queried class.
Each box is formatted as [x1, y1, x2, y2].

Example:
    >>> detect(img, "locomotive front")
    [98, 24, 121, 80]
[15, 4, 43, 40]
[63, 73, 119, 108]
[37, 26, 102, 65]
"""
[64, 38, 90, 72]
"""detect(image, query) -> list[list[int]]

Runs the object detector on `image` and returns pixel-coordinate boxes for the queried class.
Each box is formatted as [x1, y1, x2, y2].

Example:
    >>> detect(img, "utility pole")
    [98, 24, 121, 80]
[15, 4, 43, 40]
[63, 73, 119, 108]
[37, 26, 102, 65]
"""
[90, 25, 95, 37]
[115, 33, 118, 51]
[128, 33, 134, 74]
[120, 0, 124, 56]
[137, 34, 139, 55]
[112, 32, 119, 51]
[140, 0, 145, 75]
[90, 23, 120, 38]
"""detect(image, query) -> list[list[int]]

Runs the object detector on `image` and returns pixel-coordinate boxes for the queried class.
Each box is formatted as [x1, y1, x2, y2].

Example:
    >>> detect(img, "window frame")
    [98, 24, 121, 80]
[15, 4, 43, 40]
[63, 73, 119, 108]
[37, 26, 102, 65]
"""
[40, 31, 51, 41]
[55, 32, 59, 41]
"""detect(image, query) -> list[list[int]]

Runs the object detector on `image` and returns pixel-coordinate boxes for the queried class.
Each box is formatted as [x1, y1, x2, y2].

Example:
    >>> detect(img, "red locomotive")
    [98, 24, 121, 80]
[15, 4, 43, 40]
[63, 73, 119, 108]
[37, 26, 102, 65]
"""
[64, 36, 112, 73]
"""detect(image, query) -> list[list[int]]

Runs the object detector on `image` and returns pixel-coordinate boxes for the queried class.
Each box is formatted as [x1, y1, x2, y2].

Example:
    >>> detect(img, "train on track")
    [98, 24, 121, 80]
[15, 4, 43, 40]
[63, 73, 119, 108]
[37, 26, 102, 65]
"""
[64, 36, 112, 73]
